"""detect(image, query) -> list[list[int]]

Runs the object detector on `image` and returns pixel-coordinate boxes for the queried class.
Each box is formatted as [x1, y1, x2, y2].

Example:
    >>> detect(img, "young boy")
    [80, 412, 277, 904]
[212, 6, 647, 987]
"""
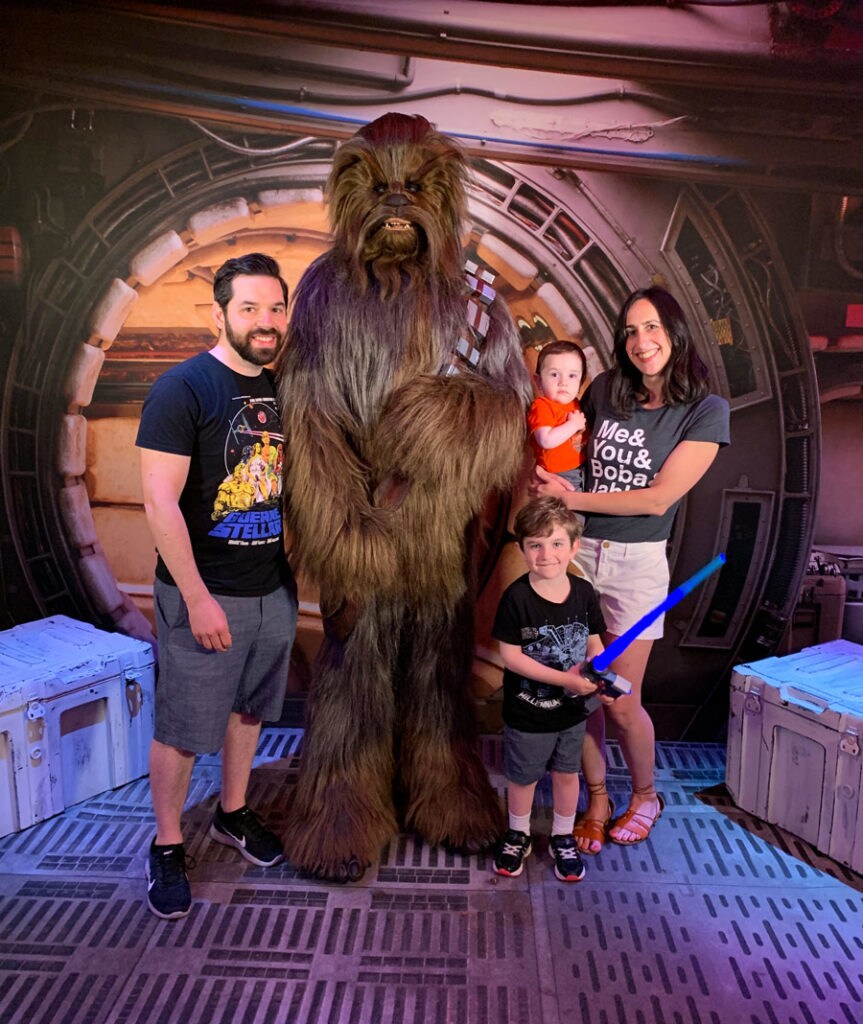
[528, 340, 588, 491]
[491, 497, 611, 882]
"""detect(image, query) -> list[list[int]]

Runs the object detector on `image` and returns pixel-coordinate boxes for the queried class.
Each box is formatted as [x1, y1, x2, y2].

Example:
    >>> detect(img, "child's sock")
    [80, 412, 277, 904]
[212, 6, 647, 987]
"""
[551, 811, 576, 836]
[508, 811, 532, 835]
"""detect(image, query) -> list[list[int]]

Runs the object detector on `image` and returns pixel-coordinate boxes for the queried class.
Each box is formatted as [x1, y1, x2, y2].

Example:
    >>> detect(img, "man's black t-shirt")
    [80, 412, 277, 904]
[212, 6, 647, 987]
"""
[136, 352, 289, 596]
[492, 572, 606, 733]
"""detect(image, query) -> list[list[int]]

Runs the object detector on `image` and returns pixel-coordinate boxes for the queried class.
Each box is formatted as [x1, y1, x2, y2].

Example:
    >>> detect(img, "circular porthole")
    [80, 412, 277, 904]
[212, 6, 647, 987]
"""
[1, 135, 817, 736]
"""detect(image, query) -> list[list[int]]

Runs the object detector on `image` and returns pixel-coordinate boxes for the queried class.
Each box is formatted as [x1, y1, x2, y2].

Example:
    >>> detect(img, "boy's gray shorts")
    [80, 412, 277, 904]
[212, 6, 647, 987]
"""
[153, 578, 298, 754]
[504, 721, 587, 785]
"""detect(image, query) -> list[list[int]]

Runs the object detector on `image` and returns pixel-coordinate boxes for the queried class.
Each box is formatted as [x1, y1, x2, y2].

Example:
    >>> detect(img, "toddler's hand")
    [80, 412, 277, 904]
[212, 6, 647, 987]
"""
[566, 410, 587, 433]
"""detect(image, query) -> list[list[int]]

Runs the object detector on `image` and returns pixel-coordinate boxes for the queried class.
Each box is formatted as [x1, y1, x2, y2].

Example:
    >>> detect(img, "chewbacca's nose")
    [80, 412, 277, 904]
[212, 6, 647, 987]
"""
[385, 192, 410, 207]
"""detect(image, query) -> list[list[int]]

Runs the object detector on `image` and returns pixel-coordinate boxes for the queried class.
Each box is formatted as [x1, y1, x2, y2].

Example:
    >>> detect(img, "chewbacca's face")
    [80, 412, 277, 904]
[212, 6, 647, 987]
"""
[328, 113, 468, 297]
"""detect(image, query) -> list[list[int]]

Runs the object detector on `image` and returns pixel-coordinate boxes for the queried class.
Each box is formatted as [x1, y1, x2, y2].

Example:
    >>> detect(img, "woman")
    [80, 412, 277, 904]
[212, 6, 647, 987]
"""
[532, 286, 730, 851]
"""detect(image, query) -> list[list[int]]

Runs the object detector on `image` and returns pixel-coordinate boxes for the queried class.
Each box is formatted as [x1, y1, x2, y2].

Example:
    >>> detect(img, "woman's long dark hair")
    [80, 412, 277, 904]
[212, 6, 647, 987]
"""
[607, 286, 712, 417]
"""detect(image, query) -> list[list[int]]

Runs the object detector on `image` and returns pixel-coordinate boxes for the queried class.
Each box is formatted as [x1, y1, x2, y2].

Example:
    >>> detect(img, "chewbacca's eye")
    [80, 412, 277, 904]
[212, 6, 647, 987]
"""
[405, 182, 422, 193]
[372, 183, 387, 195]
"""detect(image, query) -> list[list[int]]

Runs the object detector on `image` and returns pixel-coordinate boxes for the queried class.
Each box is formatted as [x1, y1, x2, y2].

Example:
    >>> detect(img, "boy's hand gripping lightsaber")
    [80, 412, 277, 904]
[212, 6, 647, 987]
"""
[582, 553, 727, 698]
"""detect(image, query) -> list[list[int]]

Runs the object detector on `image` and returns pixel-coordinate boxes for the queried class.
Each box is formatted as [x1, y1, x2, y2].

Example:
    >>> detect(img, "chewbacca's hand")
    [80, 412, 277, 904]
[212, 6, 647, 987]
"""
[321, 594, 361, 641]
[373, 472, 411, 510]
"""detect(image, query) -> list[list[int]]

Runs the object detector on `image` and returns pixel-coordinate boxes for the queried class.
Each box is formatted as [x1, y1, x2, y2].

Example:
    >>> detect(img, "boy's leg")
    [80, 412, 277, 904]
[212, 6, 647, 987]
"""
[506, 779, 537, 832]
[546, 726, 588, 882]
[549, 769, 586, 882]
[503, 727, 553, 821]
[495, 727, 560, 876]
[494, 780, 536, 877]
[550, 769, 579, 827]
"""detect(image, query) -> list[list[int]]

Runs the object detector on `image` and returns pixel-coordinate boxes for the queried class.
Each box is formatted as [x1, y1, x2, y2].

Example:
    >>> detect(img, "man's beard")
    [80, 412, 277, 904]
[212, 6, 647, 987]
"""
[225, 317, 283, 366]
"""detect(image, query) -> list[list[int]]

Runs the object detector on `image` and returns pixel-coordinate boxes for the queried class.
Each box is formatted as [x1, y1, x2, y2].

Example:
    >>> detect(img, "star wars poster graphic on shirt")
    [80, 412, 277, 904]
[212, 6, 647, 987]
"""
[209, 395, 283, 546]
[518, 620, 589, 710]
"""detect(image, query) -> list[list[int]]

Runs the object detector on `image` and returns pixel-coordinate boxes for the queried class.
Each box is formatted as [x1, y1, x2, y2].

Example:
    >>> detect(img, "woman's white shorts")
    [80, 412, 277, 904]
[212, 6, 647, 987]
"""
[573, 536, 670, 640]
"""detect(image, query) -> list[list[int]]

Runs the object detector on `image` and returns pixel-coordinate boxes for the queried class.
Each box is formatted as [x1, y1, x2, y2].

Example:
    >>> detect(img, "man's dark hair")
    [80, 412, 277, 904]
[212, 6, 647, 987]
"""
[213, 252, 288, 310]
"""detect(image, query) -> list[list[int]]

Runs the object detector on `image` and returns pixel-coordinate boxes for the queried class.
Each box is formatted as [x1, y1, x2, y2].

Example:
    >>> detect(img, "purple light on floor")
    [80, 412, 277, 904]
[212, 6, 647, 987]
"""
[592, 552, 727, 672]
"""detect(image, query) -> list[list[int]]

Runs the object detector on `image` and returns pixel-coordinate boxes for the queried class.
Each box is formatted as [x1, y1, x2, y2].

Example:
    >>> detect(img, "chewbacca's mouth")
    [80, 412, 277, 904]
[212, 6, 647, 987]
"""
[383, 217, 414, 232]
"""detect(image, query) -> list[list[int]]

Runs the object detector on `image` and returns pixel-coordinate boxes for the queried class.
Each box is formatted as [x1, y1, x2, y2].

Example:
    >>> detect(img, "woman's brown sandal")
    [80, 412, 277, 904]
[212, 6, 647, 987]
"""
[573, 796, 615, 855]
[608, 793, 665, 846]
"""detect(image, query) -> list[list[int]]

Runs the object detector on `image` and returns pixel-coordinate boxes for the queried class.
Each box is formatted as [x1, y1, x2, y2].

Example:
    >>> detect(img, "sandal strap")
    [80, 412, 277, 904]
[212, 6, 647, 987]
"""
[609, 794, 665, 843]
[573, 796, 615, 852]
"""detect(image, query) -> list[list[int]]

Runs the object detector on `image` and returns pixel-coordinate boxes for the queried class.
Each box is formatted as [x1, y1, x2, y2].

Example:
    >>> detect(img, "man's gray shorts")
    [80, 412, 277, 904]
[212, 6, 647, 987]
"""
[504, 721, 587, 785]
[153, 578, 298, 754]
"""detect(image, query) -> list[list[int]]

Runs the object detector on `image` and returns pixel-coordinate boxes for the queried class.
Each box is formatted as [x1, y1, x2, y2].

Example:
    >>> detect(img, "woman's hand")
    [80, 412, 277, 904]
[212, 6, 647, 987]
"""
[528, 464, 575, 499]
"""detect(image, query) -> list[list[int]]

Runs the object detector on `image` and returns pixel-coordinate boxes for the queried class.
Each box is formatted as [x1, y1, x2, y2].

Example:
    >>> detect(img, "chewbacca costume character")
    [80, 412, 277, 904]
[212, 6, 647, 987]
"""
[279, 112, 531, 879]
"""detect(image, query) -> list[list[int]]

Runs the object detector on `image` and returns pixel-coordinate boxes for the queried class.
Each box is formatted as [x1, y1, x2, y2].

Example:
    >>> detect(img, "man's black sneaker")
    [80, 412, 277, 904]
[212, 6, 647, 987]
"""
[493, 829, 532, 877]
[209, 803, 284, 867]
[550, 833, 586, 882]
[146, 841, 194, 920]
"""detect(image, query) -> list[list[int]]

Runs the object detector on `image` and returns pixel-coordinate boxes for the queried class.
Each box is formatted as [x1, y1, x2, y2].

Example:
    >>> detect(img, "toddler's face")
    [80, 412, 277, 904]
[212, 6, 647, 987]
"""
[537, 352, 583, 405]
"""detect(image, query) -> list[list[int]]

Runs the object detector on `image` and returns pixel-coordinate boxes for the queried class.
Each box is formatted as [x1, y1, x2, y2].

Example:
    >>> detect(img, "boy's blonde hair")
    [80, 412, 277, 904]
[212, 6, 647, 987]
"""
[513, 497, 583, 546]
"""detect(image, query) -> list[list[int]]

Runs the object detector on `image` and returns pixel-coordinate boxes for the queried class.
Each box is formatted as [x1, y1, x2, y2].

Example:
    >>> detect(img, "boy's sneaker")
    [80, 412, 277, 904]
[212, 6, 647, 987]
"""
[493, 829, 532, 877]
[550, 833, 586, 883]
[209, 803, 284, 867]
[146, 841, 194, 920]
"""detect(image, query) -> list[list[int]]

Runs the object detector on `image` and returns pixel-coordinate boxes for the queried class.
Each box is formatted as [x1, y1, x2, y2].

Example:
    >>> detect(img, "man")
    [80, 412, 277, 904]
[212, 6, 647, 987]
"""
[136, 252, 297, 919]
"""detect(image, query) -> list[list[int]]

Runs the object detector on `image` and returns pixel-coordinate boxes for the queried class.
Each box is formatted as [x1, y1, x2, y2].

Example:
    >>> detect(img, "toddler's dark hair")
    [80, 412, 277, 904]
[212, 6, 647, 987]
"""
[535, 339, 587, 383]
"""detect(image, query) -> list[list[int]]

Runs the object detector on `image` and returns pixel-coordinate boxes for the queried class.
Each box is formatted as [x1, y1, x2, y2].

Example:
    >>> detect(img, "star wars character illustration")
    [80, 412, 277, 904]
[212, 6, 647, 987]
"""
[209, 401, 284, 542]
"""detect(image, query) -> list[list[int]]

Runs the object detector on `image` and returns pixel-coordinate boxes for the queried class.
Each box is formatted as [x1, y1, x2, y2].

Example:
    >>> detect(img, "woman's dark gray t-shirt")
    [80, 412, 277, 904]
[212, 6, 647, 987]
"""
[581, 372, 730, 543]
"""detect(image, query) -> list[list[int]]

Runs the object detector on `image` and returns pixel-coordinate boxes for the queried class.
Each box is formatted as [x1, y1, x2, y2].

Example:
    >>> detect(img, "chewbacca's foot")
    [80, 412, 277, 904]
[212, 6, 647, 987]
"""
[283, 779, 396, 883]
[405, 758, 505, 854]
[441, 834, 495, 857]
[301, 856, 368, 885]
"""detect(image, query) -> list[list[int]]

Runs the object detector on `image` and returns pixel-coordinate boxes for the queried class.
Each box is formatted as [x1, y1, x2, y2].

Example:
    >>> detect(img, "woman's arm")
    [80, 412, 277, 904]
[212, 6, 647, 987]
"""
[532, 439, 720, 516]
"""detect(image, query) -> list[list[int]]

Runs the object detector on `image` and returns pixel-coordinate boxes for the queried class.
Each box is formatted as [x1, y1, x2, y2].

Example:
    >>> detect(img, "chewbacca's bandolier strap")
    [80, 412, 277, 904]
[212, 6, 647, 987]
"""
[442, 259, 497, 377]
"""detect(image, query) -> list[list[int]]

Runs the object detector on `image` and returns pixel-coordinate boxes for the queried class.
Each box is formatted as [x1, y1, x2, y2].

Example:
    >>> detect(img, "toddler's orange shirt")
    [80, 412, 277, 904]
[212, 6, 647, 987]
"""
[528, 396, 587, 473]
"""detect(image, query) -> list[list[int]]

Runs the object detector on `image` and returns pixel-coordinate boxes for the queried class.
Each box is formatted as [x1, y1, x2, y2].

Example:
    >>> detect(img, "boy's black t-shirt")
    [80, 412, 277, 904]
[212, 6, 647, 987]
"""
[492, 572, 606, 733]
[135, 352, 289, 596]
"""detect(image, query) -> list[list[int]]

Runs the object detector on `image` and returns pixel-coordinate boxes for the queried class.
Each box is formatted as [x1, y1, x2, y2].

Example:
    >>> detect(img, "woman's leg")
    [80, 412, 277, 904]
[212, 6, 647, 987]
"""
[574, 708, 611, 854]
[602, 636, 663, 843]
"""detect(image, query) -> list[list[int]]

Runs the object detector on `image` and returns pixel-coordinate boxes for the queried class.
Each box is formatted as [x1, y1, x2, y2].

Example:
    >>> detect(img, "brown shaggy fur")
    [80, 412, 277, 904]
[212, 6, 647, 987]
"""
[279, 112, 531, 877]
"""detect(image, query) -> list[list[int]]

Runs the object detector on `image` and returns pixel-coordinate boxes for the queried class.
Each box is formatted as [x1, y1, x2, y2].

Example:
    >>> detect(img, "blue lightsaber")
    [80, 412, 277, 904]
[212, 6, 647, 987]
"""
[583, 552, 727, 697]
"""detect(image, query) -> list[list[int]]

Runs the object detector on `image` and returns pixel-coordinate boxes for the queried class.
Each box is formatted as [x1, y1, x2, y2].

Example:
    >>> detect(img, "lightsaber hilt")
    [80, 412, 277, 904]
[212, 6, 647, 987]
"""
[582, 660, 633, 700]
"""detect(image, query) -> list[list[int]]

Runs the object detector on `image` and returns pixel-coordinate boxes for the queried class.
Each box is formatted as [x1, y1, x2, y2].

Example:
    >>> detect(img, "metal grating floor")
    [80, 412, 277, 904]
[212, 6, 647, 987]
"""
[0, 730, 860, 1024]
